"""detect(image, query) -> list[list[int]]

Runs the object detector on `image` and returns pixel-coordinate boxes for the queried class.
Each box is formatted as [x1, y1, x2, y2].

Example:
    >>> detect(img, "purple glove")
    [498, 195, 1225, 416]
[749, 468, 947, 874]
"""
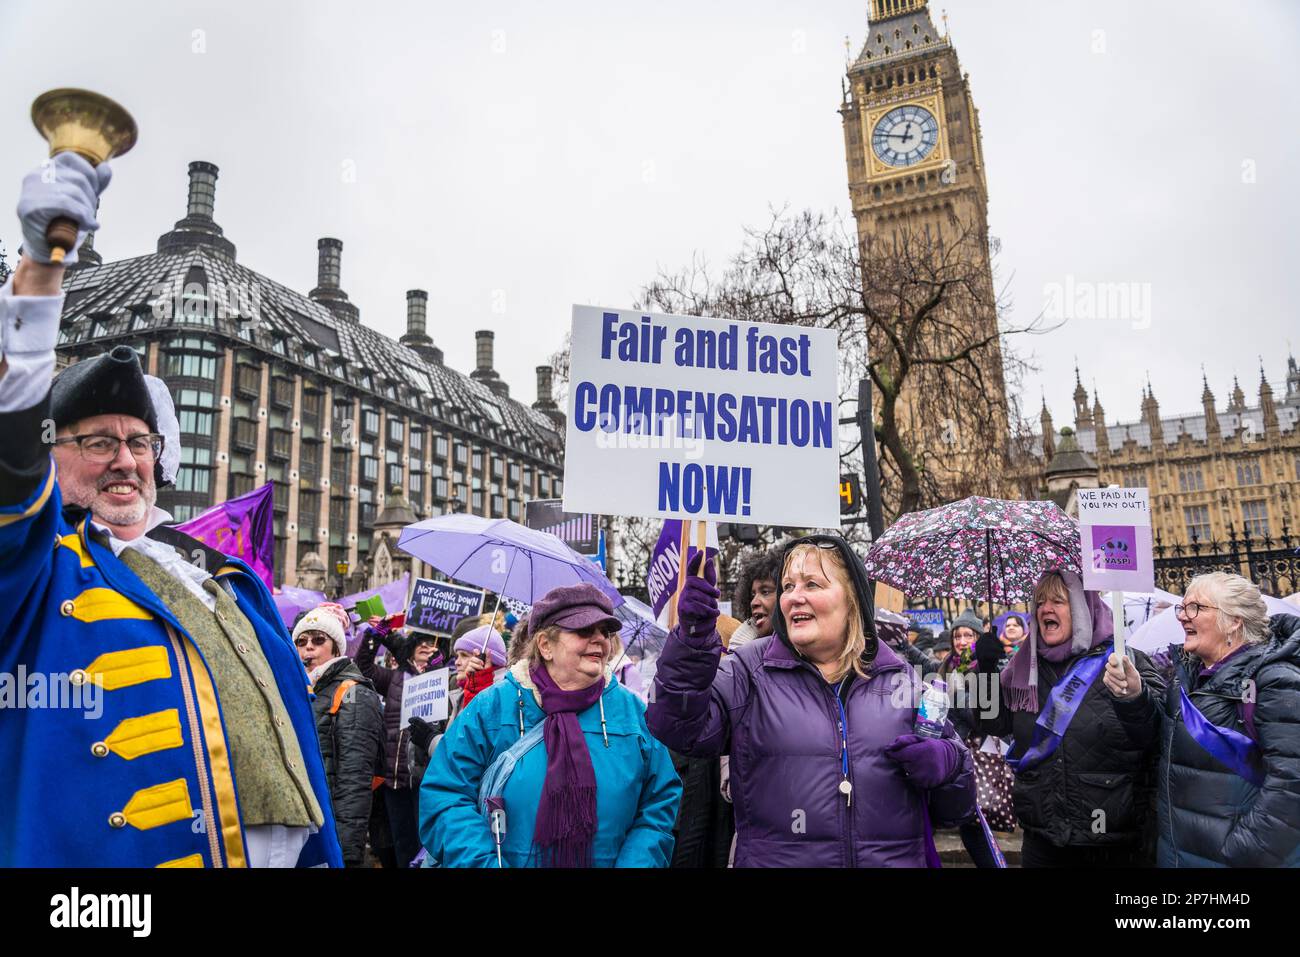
[883, 733, 960, 790]
[677, 547, 719, 640]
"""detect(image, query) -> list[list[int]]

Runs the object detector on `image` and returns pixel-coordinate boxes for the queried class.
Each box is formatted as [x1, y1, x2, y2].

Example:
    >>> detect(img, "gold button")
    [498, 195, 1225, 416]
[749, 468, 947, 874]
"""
[61, 600, 75, 616]
[91, 742, 109, 758]
[69, 670, 88, 686]
[108, 812, 126, 828]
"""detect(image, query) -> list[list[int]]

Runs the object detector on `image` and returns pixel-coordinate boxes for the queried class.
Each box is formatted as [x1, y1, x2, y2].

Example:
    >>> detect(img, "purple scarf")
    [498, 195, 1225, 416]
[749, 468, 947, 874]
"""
[529, 664, 604, 867]
[1002, 569, 1113, 713]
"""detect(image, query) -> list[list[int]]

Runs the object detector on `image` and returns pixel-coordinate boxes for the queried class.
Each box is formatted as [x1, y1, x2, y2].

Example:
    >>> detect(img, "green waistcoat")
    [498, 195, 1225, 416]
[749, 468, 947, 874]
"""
[118, 545, 324, 828]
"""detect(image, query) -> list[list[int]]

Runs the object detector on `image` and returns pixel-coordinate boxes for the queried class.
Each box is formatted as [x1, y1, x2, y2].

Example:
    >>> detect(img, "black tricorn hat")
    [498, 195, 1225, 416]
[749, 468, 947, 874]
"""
[51, 346, 159, 433]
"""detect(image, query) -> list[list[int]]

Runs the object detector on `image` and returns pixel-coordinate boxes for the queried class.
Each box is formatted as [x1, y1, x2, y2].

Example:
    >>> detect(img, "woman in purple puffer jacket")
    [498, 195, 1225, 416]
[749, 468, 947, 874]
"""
[647, 535, 976, 867]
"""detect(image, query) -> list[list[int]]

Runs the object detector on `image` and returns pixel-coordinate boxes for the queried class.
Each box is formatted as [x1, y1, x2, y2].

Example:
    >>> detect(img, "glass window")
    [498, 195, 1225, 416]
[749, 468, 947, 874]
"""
[436, 436, 449, 460]
[472, 451, 483, 473]
[177, 389, 215, 409]
[509, 462, 520, 484]
[362, 409, 380, 436]
[410, 429, 424, 453]
[164, 352, 217, 380]
[388, 418, 404, 445]
[454, 443, 468, 467]
[410, 473, 423, 497]
[1242, 500, 1270, 538]
[361, 457, 379, 483]
[1184, 505, 1211, 543]
[1178, 466, 1204, 492]
[175, 467, 211, 494]
[387, 464, 404, 490]
[1236, 459, 1262, 486]
[178, 410, 213, 435]
[472, 490, 484, 513]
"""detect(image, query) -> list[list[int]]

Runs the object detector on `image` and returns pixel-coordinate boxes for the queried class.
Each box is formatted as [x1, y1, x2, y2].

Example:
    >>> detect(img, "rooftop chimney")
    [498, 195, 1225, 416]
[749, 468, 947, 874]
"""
[156, 160, 236, 258]
[534, 366, 556, 409]
[400, 288, 443, 364]
[534, 364, 565, 429]
[471, 330, 510, 398]
[308, 237, 359, 323]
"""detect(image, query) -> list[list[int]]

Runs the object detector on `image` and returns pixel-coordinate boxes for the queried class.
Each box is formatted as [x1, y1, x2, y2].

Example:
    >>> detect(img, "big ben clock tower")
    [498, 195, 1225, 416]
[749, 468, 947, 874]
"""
[842, 0, 990, 256]
[841, 0, 1008, 508]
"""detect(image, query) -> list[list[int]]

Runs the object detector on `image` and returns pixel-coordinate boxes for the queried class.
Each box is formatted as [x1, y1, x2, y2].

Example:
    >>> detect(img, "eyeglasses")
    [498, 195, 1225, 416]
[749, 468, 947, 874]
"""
[53, 433, 164, 463]
[1175, 601, 1219, 620]
[294, 634, 331, 648]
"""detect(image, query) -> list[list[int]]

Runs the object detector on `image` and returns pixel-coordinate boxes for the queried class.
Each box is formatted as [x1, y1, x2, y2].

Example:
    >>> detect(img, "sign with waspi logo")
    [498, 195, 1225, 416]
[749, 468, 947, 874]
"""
[1076, 487, 1154, 594]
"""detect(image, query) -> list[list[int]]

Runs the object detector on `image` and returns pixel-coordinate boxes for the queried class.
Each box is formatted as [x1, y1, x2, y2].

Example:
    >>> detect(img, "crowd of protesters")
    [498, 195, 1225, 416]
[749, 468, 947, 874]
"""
[277, 531, 1300, 870]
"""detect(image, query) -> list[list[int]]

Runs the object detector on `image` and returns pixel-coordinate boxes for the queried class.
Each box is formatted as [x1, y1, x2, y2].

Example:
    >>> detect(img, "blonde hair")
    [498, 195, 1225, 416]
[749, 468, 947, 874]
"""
[1185, 572, 1271, 646]
[781, 544, 868, 682]
[1033, 571, 1070, 608]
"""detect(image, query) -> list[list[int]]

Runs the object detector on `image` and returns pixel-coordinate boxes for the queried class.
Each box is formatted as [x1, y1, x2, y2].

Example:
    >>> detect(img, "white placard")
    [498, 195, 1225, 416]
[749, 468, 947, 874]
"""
[400, 667, 449, 727]
[1076, 488, 1155, 594]
[562, 305, 842, 528]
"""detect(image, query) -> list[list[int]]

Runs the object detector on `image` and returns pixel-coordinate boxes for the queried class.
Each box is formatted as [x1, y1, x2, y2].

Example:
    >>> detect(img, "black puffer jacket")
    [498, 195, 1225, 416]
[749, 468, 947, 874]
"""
[355, 627, 431, 789]
[1156, 613, 1300, 868]
[981, 644, 1164, 851]
[310, 658, 385, 865]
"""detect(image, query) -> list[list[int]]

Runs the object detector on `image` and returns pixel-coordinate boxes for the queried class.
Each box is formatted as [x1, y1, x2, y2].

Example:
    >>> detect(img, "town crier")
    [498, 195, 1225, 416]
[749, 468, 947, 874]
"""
[0, 153, 342, 867]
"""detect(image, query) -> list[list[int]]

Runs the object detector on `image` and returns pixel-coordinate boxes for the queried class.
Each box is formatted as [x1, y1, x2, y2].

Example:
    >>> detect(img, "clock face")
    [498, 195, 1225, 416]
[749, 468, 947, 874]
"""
[871, 105, 940, 167]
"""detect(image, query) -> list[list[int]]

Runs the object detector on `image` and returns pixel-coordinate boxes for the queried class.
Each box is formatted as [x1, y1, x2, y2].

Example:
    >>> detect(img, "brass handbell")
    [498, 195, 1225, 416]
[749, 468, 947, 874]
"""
[30, 88, 137, 264]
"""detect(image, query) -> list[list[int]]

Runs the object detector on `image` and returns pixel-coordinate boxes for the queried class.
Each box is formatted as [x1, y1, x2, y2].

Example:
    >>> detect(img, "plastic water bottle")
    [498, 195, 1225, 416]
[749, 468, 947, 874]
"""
[915, 678, 949, 739]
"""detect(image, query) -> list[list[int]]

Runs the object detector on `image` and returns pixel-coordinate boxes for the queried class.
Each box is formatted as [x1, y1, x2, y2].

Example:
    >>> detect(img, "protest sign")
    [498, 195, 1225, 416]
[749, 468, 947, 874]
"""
[406, 578, 485, 635]
[1076, 488, 1154, 594]
[400, 667, 449, 726]
[1077, 487, 1153, 659]
[902, 608, 946, 634]
[562, 305, 842, 528]
[525, 499, 601, 555]
[647, 519, 720, 621]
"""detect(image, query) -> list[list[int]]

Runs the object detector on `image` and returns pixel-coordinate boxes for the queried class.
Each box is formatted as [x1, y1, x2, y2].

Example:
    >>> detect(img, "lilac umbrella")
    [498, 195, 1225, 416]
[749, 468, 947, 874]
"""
[864, 496, 1082, 607]
[396, 514, 623, 610]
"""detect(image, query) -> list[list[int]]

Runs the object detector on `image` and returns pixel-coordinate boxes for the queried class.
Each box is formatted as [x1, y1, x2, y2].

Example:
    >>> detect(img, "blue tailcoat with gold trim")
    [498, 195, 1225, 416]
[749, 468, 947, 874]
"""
[0, 461, 343, 867]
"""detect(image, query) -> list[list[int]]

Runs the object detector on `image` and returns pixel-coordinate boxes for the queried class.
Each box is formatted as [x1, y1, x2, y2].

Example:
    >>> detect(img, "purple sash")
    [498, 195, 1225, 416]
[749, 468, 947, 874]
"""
[1006, 644, 1111, 774]
[1179, 688, 1265, 787]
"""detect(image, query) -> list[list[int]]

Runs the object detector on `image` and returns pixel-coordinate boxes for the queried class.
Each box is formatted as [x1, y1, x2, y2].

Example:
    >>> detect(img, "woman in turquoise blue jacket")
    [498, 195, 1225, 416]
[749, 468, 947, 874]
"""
[419, 584, 680, 868]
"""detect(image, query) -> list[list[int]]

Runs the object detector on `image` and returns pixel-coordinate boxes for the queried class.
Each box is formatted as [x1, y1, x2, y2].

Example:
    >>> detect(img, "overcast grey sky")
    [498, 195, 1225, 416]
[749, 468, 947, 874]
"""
[3, 0, 1298, 430]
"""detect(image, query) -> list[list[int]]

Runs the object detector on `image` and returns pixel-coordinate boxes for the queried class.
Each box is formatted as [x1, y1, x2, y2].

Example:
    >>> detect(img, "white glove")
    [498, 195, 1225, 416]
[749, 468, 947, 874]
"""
[16, 152, 113, 265]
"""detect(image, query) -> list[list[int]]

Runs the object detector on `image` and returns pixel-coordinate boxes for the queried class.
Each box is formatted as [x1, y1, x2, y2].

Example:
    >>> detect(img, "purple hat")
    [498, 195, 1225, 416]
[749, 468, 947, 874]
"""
[454, 626, 507, 667]
[530, 583, 621, 635]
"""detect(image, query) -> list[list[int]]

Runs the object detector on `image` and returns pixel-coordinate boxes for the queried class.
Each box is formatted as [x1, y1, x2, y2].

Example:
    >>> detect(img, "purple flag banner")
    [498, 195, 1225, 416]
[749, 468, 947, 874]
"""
[273, 585, 326, 632]
[646, 520, 719, 621]
[176, 482, 276, 591]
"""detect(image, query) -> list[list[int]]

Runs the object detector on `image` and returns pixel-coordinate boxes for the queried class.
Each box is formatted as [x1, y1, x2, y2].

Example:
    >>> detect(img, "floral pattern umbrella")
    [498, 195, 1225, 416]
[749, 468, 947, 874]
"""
[864, 497, 1082, 605]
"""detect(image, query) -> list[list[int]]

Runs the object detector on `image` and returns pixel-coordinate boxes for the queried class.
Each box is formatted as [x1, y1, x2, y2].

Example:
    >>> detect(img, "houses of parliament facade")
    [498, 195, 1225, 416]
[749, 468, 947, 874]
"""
[1029, 366, 1300, 550]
